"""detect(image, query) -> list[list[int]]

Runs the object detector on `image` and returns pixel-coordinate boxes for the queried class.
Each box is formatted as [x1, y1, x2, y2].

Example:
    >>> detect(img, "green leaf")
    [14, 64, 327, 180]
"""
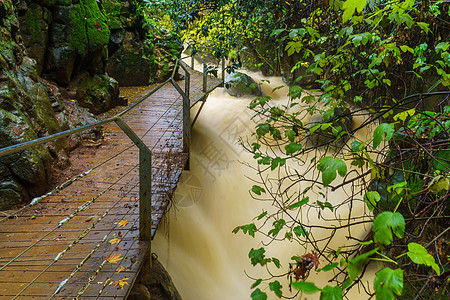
[302, 95, 315, 103]
[256, 211, 267, 220]
[372, 212, 405, 246]
[269, 281, 283, 298]
[393, 108, 415, 123]
[270, 29, 285, 37]
[351, 140, 364, 153]
[252, 185, 266, 195]
[271, 157, 286, 170]
[249, 248, 268, 266]
[232, 223, 257, 237]
[364, 191, 380, 211]
[374, 268, 403, 300]
[400, 45, 414, 54]
[320, 285, 343, 300]
[272, 257, 281, 268]
[258, 156, 271, 165]
[407, 243, 441, 275]
[317, 157, 347, 186]
[342, 0, 367, 22]
[285, 130, 297, 142]
[294, 225, 309, 237]
[289, 85, 303, 99]
[427, 175, 450, 194]
[268, 219, 286, 236]
[285, 142, 303, 155]
[373, 123, 395, 149]
[288, 197, 309, 209]
[256, 123, 270, 137]
[291, 281, 321, 294]
[317, 262, 338, 272]
[347, 248, 378, 280]
[251, 288, 267, 300]
[251, 279, 262, 289]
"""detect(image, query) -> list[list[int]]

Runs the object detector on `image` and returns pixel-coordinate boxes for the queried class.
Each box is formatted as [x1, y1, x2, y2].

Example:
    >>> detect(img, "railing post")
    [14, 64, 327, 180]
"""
[222, 57, 225, 81]
[203, 62, 207, 93]
[191, 55, 195, 70]
[185, 71, 190, 100]
[169, 80, 191, 169]
[115, 118, 152, 241]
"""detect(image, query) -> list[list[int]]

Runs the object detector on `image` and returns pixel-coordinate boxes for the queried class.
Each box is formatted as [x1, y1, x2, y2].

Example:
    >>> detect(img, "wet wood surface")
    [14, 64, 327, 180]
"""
[0, 69, 222, 299]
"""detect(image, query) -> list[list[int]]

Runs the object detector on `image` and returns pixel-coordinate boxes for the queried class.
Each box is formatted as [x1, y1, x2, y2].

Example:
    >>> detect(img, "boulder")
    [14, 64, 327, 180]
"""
[107, 31, 152, 86]
[138, 257, 182, 300]
[73, 72, 120, 115]
[18, 3, 51, 75]
[224, 71, 262, 97]
[128, 284, 151, 300]
[0, 179, 24, 210]
[0, 0, 69, 209]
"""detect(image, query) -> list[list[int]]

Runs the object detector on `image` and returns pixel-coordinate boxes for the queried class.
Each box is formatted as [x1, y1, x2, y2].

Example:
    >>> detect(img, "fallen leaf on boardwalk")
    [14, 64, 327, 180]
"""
[114, 220, 129, 227]
[115, 265, 126, 273]
[106, 253, 124, 264]
[113, 277, 129, 289]
[109, 238, 121, 245]
[85, 216, 96, 222]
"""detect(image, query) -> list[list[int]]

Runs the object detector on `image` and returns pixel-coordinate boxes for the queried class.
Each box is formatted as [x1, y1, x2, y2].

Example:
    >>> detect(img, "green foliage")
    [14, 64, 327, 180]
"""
[317, 157, 347, 186]
[364, 191, 380, 211]
[251, 288, 267, 300]
[320, 285, 343, 300]
[232, 223, 257, 237]
[407, 243, 441, 275]
[269, 281, 282, 298]
[373, 123, 395, 150]
[251, 185, 265, 195]
[172, 0, 450, 298]
[249, 247, 267, 266]
[342, 0, 367, 22]
[374, 268, 403, 300]
[347, 248, 378, 281]
[291, 281, 321, 294]
[372, 212, 405, 246]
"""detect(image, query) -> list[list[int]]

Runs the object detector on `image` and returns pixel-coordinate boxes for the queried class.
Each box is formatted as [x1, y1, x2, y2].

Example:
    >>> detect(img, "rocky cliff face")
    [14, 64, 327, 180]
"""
[17, 0, 120, 115]
[0, 0, 182, 210]
[0, 0, 68, 209]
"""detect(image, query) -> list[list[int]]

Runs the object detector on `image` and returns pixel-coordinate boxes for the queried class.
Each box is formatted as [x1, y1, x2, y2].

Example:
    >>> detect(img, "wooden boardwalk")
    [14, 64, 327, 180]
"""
[0, 68, 222, 299]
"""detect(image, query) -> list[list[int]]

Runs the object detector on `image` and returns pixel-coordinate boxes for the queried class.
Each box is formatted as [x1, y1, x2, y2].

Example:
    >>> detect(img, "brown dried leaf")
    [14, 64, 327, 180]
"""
[113, 277, 129, 289]
[115, 265, 126, 273]
[114, 220, 129, 227]
[109, 238, 121, 245]
[106, 253, 124, 264]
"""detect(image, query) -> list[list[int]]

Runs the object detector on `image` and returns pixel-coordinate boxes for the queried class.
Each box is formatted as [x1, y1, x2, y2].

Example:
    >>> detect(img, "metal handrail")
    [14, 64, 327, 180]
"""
[0, 55, 193, 241]
[0, 47, 224, 241]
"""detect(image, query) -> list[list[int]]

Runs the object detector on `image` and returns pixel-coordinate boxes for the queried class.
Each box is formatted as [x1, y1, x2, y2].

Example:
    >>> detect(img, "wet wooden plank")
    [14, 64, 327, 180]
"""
[0, 70, 219, 298]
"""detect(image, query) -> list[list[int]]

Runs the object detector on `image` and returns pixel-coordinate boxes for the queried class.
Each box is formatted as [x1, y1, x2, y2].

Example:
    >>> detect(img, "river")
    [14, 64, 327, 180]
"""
[152, 72, 378, 299]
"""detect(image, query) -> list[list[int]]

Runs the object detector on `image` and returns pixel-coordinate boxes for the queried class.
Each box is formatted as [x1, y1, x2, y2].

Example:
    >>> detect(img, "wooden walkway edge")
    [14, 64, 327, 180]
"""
[0, 69, 222, 299]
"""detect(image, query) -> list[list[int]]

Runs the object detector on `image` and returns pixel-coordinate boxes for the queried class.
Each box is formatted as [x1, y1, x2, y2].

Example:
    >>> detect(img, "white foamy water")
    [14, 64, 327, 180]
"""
[153, 72, 379, 299]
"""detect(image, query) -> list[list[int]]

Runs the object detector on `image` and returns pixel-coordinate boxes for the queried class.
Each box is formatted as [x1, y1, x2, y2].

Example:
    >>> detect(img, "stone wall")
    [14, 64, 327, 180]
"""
[0, 0, 68, 209]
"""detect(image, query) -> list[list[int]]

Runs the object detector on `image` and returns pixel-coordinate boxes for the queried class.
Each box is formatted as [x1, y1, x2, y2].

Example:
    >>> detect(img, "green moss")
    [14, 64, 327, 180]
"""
[69, 0, 110, 54]
[102, 0, 123, 29]
[24, 10, 41, 41]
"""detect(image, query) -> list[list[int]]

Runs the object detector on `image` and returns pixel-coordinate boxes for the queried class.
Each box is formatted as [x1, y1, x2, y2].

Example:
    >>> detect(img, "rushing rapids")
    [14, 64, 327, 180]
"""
[153, 72, 379, 299]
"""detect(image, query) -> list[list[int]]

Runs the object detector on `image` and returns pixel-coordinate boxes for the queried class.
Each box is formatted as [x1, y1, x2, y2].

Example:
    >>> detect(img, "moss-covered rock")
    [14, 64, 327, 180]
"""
[224, 71, 262, 97]
[73, 72, 119, 114]
[0, 0, 68, 209]
[69, 0, 110, 54]
[107, 31, 153, 86]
